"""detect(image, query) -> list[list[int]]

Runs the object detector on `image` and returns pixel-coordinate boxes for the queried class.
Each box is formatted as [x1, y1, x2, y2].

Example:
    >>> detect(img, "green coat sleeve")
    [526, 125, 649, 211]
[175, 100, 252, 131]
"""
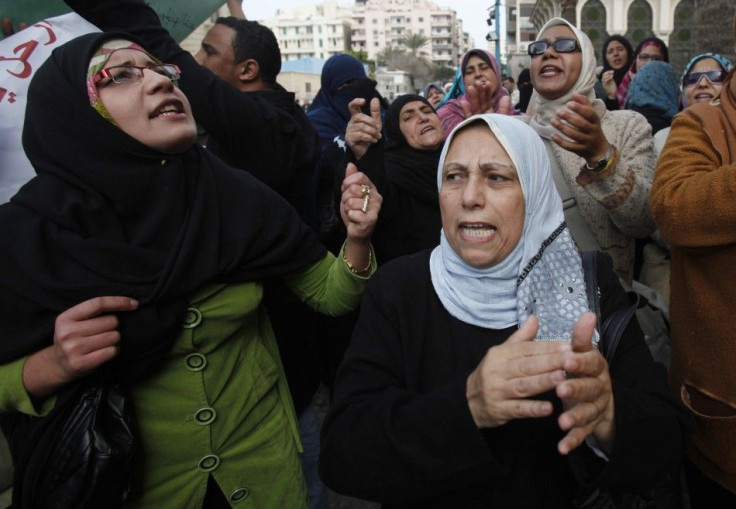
[282, 243, 376, 317]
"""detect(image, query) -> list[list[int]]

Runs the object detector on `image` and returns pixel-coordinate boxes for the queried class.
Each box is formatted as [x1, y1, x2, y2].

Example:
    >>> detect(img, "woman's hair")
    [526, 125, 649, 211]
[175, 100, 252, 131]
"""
[600, 34, 634, 86]
[616, 37, 669, 107]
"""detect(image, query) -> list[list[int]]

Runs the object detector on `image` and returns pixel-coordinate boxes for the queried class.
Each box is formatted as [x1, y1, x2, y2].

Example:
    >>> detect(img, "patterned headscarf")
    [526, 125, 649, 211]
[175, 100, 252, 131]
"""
[624, 61, 680, 124]
[527, 18, 603, 141]
[680, 52, 733, 90]
[430, 114, 596, 344]
[86, 39, 157, 124]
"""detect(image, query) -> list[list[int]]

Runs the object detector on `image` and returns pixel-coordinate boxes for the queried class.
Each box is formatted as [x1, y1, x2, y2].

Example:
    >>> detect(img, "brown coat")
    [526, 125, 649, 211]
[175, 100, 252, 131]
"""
[651, 100, 736, 493]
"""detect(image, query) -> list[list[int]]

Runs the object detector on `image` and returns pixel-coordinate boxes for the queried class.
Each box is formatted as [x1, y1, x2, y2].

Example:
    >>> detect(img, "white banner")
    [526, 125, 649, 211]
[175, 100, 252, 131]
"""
[0, 13, 99, 204]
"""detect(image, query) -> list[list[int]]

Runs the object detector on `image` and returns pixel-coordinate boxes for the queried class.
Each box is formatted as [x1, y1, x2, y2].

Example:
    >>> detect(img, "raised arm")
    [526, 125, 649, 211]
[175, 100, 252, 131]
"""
[345, 97, 382, 160]
[552, 94, 655, 238]
[227, 0, 246, 19]
[651, 112, 736, 250]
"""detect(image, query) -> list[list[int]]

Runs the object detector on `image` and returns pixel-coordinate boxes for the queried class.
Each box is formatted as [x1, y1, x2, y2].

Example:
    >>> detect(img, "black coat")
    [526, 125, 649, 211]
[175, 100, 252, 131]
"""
[65, 0, 324, 413]
[320, 250, 690, 508]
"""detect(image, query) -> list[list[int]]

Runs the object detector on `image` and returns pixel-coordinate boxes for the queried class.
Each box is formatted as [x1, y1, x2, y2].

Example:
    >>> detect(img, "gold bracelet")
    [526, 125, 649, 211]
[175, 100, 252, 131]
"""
[343, 244, 372, 276]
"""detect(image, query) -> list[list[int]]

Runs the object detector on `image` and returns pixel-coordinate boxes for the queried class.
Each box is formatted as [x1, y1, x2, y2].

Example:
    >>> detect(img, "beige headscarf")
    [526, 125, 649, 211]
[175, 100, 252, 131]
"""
[527, 18, 605, 139]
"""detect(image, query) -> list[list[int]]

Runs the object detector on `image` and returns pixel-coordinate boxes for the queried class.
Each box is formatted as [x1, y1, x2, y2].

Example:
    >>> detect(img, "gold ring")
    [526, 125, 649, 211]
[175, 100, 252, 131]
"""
[361, 195, 370, 213]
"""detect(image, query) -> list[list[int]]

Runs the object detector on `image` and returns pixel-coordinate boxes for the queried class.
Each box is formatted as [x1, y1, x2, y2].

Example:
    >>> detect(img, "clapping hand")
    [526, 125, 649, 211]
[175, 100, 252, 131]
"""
[556, 312, 616, 455]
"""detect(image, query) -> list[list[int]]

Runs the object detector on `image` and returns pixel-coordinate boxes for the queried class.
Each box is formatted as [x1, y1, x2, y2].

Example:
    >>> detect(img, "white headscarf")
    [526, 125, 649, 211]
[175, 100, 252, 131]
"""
[527, 17, 606, 140]
[430, 114, 597, 344]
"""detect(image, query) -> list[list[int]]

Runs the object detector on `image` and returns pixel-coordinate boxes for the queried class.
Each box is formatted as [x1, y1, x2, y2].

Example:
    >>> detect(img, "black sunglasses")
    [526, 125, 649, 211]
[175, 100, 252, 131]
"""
[528, 38, 579, 57]
[684, 70, 728, 87]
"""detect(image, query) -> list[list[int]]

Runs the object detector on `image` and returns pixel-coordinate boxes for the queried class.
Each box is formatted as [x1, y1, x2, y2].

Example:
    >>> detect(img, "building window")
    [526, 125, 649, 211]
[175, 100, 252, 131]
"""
[625, 0, 654, 45]
[669, 0, 696, 72]
[306, 83, 312, 93]
[581, 0, 608, 63]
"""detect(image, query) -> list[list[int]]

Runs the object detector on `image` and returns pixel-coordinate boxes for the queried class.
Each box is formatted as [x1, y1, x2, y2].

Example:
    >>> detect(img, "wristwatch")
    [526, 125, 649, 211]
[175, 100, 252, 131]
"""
[585, 144, 613, 172]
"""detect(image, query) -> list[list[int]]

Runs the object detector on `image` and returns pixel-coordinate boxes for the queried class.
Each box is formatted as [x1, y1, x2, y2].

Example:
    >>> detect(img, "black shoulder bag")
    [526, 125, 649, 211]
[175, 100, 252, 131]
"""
[1, 380, 133, 509]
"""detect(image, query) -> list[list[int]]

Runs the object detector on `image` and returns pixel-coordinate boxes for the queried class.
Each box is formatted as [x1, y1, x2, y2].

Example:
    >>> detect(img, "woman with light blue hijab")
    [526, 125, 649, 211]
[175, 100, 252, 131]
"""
[320, 114, 689, 507]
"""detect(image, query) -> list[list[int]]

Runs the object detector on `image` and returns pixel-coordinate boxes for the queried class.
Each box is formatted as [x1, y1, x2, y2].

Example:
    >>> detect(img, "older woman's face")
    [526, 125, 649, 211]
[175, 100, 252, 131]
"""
[530, 25, 582, 101]
[463, 55, 499, 93]
[426, 86, 444, 108]
[439, 124, 524, 269]
[97, 47, 197, 153]
[683, 57, 726, 107]
[399, 100, 444, 151]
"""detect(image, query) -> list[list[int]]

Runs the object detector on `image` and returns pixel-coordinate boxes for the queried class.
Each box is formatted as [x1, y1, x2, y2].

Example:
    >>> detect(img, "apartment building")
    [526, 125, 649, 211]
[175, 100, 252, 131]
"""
[505, 0, 538, 80]
[261, 2, 354, 61]
[351, 0, 464, 67]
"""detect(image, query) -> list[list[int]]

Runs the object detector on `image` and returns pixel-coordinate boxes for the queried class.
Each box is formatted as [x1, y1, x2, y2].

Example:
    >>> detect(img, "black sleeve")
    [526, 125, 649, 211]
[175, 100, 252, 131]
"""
[319, 266, 509, 503]
[579, 253, 692, 488]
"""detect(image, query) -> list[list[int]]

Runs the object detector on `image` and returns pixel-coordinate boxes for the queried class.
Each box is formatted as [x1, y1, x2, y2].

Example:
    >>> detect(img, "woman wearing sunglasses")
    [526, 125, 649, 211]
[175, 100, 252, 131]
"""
[524, 18, 656, 283]
[652, 53, 733, 158]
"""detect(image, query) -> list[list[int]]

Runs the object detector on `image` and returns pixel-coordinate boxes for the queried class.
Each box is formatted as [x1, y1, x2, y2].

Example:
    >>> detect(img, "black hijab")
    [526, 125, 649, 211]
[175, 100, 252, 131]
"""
[516, 68, 533, 112]
[383, 94, 442, 204]
[601, 35, 634, 86]
[0, 32, 326, 384]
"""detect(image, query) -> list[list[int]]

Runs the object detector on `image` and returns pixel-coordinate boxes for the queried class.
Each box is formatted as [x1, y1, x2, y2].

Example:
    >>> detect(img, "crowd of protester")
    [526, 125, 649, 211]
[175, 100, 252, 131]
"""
[1, 1, 735, 508]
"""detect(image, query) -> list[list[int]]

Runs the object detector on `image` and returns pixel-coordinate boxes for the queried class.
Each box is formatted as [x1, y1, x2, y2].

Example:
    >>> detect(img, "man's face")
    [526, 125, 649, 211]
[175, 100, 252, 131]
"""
[194, 24, 241, 87]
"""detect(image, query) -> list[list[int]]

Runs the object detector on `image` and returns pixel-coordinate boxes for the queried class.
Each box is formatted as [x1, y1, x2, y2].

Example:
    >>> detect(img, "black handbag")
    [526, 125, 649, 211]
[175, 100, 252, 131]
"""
[575, 251, 682, 509]
[2, 381, 134, 509]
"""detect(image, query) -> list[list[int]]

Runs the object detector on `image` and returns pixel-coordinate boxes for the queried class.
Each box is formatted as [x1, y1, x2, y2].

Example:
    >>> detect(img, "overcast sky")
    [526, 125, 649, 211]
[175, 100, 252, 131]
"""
[242, 0, 494, 49]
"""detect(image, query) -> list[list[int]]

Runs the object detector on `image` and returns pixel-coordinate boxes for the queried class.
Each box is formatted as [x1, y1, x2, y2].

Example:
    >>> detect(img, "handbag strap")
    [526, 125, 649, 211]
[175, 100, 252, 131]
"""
[544, 140, 602, 252]
[582, 251, 640, 364]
